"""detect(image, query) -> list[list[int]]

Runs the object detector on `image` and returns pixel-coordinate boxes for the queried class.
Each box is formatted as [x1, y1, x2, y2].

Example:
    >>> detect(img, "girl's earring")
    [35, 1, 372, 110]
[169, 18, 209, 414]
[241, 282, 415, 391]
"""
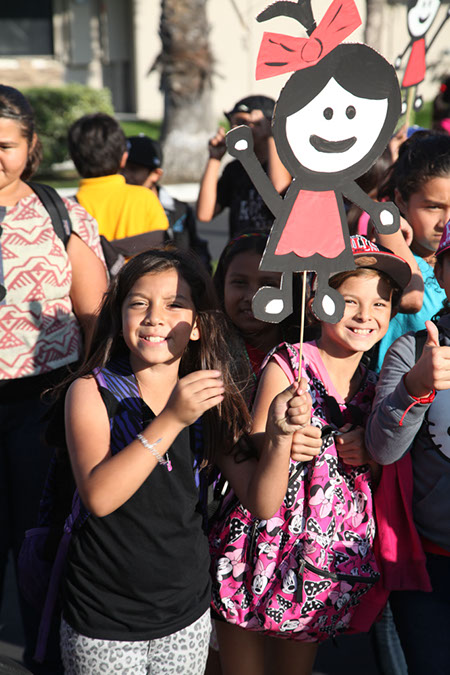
[190, 326, 200, 341]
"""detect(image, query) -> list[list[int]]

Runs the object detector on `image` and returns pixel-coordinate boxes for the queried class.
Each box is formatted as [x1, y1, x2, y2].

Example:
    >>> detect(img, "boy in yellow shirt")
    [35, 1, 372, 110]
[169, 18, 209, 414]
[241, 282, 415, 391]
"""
[68, 113, 168, 242]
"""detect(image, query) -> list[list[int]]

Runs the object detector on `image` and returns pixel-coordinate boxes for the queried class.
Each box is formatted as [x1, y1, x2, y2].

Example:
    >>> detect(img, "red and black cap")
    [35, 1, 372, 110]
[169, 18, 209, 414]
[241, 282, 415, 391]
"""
[350, 235, 411, 290]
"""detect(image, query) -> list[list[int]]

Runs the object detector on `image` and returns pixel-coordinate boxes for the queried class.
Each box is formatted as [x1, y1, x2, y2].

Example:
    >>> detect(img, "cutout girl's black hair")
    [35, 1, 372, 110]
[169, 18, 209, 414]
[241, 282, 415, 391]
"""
[273, 44, 401, 180]
[257, 0, 317, 36]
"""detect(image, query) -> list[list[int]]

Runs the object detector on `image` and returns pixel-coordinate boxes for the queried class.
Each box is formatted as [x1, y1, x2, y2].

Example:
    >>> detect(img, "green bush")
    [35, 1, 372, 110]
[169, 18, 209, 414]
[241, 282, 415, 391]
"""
[24, 84, 114, 170]
[412, 100, 432, 129]
[120, 120, 161, 139]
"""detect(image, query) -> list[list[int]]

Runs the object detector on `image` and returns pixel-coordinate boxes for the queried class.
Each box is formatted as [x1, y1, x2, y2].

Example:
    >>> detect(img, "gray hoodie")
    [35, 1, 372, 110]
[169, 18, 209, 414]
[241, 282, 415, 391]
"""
[365, 314, 450, 551]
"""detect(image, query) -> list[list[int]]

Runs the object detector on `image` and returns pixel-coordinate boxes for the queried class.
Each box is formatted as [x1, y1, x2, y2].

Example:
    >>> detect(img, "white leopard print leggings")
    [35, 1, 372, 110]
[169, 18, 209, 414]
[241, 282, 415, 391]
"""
[60, 610, 211, 674]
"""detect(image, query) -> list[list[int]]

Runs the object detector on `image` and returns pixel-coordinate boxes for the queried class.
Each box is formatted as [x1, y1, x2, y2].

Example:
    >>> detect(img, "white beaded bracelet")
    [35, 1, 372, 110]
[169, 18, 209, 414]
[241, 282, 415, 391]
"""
[136, 434, 172, 472]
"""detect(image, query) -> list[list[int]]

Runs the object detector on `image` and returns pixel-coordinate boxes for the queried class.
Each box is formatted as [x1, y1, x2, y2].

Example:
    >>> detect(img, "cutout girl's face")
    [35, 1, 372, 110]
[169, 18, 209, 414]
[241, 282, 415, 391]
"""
[407, 0, 440, 38]
[285, 78, 388, 174]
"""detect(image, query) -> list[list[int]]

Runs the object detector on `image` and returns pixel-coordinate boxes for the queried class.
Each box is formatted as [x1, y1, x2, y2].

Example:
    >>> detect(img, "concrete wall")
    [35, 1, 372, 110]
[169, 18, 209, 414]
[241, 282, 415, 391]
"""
[0, 56, 64, 89]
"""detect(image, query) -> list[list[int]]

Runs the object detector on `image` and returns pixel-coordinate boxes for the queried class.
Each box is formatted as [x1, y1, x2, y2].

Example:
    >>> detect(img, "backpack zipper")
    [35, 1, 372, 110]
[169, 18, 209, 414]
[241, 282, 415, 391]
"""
[296, 557, 379, 602]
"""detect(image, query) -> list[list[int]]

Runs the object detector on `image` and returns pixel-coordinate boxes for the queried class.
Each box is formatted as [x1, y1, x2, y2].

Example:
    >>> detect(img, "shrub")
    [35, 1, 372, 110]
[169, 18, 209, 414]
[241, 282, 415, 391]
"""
[24, 84, 114, 170]
[412, 100, 432, 129]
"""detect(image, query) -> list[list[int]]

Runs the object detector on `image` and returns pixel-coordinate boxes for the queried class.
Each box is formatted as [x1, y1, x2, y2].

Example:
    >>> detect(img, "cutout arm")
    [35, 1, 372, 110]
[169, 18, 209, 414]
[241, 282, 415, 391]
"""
[343, 181, 399, 235]
[226, 126, 284, 218]
[427, 9, 450, 52]
[395, 40, 411, 69]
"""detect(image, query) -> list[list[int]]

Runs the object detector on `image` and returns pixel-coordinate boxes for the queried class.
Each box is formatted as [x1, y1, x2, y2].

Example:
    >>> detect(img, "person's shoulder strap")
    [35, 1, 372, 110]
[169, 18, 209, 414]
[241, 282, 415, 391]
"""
[27, 182, 72, 247]
[93, 359, 143, 453]
[260, 341, 300, 380]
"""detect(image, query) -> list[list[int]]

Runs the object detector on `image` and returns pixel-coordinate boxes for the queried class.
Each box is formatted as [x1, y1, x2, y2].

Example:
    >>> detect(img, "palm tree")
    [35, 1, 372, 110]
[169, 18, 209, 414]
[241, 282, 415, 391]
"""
[153, 0, 215, 182]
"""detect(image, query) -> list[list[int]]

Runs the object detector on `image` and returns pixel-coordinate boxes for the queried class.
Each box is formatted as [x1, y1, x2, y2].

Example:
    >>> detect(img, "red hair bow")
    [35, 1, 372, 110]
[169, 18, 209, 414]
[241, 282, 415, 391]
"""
[256, 0, 362, 80]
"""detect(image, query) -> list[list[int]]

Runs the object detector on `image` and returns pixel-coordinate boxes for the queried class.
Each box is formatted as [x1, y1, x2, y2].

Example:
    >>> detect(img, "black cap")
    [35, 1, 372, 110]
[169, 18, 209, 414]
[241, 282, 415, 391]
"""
[126, 135, 162, 170]
[225, 95, 275, 122]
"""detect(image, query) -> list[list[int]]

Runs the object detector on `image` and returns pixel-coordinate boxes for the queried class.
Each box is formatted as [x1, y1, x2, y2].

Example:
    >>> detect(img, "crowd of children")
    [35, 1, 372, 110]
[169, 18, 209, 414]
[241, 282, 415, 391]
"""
[0, 80, 450, 675]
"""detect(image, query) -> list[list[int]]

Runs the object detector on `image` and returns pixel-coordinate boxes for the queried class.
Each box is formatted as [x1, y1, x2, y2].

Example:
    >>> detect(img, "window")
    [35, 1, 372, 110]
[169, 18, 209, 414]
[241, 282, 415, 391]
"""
[0, 1, 53, 56]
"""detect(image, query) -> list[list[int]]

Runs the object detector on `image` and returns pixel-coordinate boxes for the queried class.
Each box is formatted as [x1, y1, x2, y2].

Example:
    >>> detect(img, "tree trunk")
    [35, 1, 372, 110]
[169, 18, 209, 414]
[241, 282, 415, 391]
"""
[364, 0, 385, 51]
[156, 0, 214, 183]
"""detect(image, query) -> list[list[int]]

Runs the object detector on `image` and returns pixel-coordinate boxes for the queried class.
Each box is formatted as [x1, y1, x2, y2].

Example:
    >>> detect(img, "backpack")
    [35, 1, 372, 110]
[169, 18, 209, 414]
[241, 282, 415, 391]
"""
[27, 183, 168, 276]
[18, 456, 86, 662]
[209, 342, 380, 642]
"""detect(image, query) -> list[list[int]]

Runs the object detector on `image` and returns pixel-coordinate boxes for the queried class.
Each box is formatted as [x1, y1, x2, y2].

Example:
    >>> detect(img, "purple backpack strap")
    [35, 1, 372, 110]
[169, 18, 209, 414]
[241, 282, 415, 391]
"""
[34, 492, 81, 662]
[93, 366, 107, 388]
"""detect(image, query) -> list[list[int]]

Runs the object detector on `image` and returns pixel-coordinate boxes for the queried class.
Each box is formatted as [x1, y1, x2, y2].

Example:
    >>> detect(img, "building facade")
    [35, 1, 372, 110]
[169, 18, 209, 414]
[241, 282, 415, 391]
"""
[0, 0, 448, 122]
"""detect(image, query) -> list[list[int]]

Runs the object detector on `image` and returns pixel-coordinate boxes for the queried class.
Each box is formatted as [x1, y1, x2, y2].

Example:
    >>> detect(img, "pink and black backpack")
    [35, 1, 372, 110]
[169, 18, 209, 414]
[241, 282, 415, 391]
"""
[209, 342, 379, 642]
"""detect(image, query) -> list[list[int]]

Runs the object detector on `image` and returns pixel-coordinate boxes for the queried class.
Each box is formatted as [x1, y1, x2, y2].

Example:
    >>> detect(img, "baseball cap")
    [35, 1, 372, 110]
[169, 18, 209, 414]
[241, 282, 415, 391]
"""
[225, 95, 275, 122]
[436, 220, 450, 258]
[126, 135, 162, 170]
[350, 235, 411, 290]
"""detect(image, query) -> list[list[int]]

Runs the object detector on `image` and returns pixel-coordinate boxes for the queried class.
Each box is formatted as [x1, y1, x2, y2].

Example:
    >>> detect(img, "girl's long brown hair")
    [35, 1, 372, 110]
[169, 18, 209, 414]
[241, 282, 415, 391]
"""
[66, 247, 252, 462]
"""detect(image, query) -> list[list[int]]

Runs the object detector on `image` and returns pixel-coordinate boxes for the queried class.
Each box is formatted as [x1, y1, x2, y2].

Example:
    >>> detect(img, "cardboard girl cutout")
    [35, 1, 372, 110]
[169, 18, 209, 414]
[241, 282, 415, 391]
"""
[395, 0, 450, 112]
[226, 0, 401, 323]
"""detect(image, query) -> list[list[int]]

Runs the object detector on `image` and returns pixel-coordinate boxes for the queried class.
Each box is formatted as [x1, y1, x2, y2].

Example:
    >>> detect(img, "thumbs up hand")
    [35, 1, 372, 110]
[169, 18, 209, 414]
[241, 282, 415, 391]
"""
[404, 321, 450, 397]
[425, 321, 440, 347]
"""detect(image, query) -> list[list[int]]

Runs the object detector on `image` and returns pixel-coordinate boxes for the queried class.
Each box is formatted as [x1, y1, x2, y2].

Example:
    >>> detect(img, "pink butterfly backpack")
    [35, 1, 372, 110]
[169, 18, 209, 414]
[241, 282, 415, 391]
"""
[209, 342, 380, 642]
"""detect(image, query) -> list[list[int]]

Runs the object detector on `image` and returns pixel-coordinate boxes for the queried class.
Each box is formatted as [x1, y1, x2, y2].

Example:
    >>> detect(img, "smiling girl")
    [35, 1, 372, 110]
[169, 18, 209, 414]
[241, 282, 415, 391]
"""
[210, 236, 411, 675]
[60, 248, 254, 674]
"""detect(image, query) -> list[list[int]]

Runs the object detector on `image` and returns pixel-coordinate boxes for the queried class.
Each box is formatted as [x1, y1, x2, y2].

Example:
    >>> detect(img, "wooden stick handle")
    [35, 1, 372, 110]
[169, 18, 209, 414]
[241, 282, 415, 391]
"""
[297, 271, 307, 382]
[405, 85, 415, 130]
